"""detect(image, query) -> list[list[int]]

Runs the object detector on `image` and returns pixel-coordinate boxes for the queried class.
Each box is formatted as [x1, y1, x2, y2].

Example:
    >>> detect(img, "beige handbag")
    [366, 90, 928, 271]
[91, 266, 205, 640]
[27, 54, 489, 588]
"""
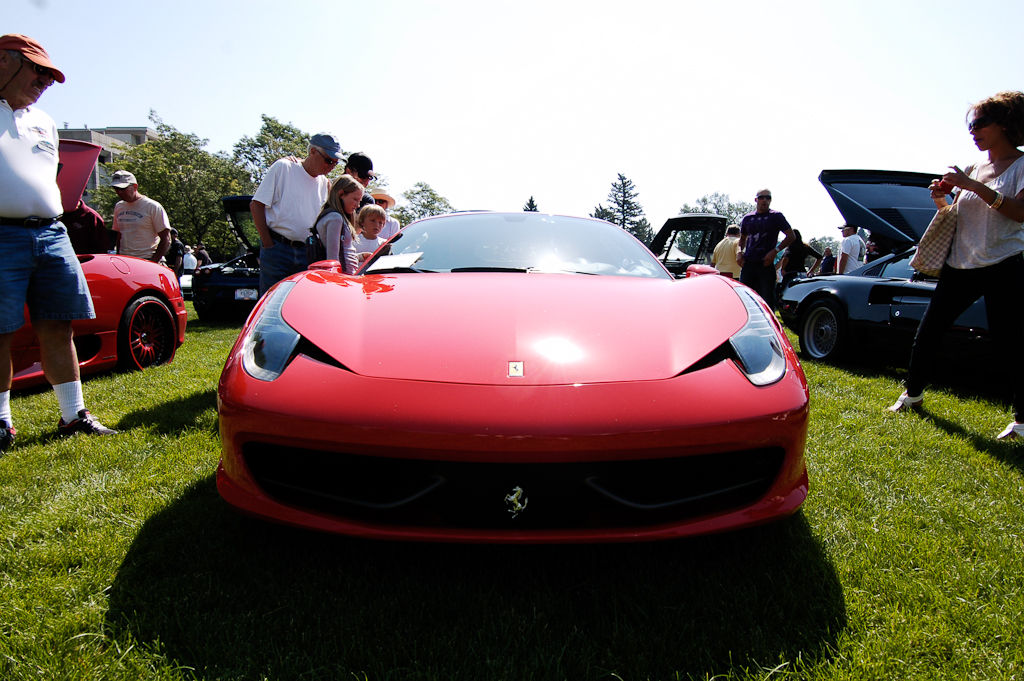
[910, 203, 957, 277]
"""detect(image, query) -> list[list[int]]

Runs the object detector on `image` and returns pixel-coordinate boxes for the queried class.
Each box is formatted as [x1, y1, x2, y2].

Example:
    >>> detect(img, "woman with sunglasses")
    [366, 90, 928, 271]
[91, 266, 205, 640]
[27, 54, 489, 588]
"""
[313, 175, 364, 274]
[889, 91, 1024, 440]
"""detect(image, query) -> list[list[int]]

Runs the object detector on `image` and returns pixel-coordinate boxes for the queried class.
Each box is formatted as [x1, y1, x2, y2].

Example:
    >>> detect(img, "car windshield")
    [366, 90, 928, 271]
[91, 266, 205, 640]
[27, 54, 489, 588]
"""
[362, 213, 671, 279]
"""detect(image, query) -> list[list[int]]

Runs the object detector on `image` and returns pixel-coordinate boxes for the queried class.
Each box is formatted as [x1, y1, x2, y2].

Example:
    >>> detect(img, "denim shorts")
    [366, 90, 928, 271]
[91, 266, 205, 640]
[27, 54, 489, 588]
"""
[0, 222, 95, 334]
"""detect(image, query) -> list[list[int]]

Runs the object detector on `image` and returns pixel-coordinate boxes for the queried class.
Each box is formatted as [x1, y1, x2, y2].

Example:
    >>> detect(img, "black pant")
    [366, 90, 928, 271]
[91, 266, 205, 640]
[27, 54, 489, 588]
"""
[907, 253, 1024, 421]
[740, 260, 777, 311]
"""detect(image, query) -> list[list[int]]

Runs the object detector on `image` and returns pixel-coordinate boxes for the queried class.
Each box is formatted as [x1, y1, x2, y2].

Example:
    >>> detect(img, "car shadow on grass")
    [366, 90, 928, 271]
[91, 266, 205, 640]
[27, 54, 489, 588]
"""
[106, 476, 846, 679]
[113, 388, 219, 436]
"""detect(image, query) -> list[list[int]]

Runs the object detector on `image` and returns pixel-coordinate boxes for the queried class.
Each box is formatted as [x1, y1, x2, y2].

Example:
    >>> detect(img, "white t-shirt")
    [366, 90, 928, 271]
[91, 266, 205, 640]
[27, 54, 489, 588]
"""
[0, 100, 63, 217]
[252, 158, 330, 243]
[379, 214, 401, 240]
[113, 195, 171, 259]
[354, 233, 385, 255]
[839, 234, 865, 273]
[947, 156, 1024, 269]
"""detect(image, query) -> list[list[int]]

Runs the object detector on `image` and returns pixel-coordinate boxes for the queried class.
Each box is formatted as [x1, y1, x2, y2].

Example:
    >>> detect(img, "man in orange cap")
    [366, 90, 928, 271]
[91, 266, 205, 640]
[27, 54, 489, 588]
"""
[0, 34, 117, 454]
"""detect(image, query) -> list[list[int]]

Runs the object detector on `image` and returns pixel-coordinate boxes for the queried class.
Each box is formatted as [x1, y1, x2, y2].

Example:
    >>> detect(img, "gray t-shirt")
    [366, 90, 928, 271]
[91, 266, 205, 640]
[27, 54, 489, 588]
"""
[947, 155, 1024, 269]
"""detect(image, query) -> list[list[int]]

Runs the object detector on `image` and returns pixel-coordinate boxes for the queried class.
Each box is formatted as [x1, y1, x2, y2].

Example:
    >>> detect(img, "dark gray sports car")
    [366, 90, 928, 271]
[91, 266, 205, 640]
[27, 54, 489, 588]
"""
[778, 170, 989, 362]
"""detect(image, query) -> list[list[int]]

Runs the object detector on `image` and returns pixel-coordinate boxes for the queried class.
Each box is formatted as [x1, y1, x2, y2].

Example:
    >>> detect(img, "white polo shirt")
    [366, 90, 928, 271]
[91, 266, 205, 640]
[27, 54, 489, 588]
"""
[0, 99, 63, 218]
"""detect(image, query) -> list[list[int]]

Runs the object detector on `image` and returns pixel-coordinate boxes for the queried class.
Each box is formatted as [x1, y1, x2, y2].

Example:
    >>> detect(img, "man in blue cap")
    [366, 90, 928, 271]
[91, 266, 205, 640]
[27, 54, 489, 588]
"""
[251, 132, 341, 294]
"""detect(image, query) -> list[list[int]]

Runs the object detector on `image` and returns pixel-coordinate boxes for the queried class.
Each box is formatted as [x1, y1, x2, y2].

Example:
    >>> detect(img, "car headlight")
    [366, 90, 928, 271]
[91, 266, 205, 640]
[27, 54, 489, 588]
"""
[240, 281, 300, 381]
[729, 288, 787, 386]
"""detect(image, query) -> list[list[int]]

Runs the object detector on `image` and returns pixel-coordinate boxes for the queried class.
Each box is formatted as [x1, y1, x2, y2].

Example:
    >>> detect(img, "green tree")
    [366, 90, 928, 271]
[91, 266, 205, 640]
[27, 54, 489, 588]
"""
[591, 173, 650, 243]
[679, 192, 754, 226]
[93, 111, 251, 256]
[523, 196, 539, 212]
[232, 115, 316, 187]
[676, 192, 754, 254]
[809, 236, 840, 257]
[391, 182, 455, 227]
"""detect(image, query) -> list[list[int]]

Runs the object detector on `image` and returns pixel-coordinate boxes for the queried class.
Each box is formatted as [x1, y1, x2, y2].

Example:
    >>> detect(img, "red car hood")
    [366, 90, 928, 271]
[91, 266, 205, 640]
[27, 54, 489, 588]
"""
[281, 272, 748, 386]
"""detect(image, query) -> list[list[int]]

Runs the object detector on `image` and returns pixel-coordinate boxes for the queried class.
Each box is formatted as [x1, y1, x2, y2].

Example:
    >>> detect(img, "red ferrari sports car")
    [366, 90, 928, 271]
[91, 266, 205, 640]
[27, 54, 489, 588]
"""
[217, 212, 808, 543]
[10, 140, 187, 391]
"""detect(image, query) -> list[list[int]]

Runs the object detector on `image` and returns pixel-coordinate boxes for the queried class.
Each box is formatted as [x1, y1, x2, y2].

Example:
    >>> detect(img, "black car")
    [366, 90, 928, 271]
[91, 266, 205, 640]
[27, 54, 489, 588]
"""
[778, 170, 988, 362]
[192, 196, 261, 322]
[647, 213, 728, 277]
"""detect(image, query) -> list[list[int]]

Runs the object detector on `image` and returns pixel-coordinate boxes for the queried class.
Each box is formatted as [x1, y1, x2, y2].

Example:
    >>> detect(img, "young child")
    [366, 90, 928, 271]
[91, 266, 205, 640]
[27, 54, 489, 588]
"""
[354, 204, 388, 262]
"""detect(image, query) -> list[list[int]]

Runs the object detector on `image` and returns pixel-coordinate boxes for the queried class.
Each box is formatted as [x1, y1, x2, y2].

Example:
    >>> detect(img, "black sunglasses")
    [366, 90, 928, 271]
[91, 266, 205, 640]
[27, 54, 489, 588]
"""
[968, 116, 996, 133]
[19, 55, 54, 81]
[316, 149, 339, 166]
[756, 195, 772, 200]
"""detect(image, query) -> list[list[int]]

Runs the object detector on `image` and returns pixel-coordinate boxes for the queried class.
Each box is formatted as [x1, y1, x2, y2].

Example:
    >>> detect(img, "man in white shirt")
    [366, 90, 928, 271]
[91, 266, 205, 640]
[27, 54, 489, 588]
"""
[0, 34, 117, 452]
[111, 170, 171, 262]
[251, 132, 339, 294]
[837, 223, 866, 274]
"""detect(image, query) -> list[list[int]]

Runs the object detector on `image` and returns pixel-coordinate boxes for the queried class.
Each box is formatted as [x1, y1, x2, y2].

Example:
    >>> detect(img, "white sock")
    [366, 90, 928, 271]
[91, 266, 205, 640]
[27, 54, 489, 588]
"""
[53, 381, 86, 423]
[0, 390, 11, 428]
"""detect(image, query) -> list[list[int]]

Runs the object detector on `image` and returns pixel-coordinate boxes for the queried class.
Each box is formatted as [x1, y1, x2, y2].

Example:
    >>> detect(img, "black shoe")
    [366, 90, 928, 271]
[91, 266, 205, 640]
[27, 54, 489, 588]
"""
[0, 422, 15, 453]
[57, 409, 118, 437]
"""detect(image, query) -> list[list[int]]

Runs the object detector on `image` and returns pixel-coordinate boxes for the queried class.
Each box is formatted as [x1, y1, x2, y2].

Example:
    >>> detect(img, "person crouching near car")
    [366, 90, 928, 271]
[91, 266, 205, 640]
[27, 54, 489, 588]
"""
[354, 204, 388, 264]
[888, 91, 1024, 442]
[314, 174, 363, 274]
[0, 34, 117, 454]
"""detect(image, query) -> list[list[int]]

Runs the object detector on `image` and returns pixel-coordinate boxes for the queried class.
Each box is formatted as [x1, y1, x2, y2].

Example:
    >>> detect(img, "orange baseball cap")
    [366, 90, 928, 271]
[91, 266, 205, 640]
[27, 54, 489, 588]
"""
[0, 34, 65, 83]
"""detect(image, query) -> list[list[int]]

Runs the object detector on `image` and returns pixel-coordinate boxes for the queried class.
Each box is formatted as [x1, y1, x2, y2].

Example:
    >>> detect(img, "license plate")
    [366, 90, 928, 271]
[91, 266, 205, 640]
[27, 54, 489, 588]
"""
[234, 288, 259, 301]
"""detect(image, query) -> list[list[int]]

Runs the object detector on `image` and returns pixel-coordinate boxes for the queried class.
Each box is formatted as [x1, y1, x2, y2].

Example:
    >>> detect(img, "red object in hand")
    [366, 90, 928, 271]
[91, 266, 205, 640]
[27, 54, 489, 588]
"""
[937, 181, 955, 194]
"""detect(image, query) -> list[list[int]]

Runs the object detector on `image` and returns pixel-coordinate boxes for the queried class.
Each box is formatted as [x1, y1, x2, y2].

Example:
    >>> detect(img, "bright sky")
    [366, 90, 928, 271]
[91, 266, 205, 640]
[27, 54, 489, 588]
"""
[12, 0, 1024, 240]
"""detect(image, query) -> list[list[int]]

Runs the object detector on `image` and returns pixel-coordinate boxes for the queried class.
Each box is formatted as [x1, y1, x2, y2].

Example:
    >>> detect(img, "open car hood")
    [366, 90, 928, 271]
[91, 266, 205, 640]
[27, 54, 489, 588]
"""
[56, 139, 101, 213]
[222, 195, 259, 252]
[648, 214, 728, 275]
[819, 170, 942, 247]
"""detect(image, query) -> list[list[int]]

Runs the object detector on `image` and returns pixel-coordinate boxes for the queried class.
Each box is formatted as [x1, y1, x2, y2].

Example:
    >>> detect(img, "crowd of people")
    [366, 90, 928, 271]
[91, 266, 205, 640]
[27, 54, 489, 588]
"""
[3, 30, 1024, 452]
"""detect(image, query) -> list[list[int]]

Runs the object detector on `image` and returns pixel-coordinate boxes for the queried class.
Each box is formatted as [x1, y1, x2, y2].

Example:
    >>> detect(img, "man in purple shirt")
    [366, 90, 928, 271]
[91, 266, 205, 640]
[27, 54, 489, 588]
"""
[737, 188, 795, 311]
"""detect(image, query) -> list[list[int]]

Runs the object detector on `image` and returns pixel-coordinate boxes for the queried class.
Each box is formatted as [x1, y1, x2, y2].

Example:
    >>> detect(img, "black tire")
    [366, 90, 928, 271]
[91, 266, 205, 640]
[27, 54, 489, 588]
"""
[117, 296, 176, 371]
[798, 299, 847, 361]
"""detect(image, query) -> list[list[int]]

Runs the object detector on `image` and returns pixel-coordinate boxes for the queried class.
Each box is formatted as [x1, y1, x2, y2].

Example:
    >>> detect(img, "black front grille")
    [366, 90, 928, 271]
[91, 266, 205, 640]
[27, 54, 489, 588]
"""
[243, 444, 785, 530]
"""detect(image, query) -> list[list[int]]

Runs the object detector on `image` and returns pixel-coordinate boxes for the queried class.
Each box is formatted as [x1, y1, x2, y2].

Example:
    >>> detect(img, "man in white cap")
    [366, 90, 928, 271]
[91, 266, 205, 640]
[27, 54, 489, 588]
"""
[251, 132, 339, 294]
[0, 34, 117, 453]
[111, 170, 172, 262]
[370, 188, 402, 240]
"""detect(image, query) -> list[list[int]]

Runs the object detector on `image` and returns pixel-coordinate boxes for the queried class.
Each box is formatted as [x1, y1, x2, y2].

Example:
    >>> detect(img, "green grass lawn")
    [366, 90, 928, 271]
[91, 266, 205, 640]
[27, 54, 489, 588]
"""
[1, 306, 1022, 680]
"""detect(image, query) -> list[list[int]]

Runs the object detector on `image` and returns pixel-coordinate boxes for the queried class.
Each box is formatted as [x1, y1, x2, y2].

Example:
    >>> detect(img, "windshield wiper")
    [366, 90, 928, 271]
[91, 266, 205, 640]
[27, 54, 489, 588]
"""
[449, 266, 529, 273]
[366, 266, 434, 274]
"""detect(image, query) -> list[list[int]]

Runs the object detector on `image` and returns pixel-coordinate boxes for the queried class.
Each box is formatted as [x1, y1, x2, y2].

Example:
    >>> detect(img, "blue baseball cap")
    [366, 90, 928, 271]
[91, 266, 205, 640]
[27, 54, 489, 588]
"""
[310, 133, 343, 160]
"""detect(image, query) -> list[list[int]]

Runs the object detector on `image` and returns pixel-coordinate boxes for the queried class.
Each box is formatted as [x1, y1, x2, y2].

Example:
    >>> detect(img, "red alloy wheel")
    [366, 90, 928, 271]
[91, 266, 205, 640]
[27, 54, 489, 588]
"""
[118, 296, 175, 371]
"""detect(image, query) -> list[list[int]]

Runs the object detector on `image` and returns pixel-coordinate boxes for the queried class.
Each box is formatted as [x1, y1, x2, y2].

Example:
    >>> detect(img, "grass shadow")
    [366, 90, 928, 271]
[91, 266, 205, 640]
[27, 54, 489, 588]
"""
[920, 410, 1024, 473]
[106, 478, 846, 679]
[808, 347, 1014, 409]
[115, 388, 218, 435]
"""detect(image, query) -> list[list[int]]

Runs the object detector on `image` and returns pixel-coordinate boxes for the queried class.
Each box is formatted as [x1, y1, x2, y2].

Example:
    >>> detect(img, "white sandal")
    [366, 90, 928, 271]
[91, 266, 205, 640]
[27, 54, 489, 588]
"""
[888, 391, 923, 413]
[997, 422, 1024, 440]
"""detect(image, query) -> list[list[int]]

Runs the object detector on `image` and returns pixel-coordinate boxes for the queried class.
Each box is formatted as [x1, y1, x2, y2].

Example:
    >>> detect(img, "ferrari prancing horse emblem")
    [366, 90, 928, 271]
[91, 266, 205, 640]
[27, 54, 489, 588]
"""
[508, 361, 524, 377]
[505, 486, 528, 518]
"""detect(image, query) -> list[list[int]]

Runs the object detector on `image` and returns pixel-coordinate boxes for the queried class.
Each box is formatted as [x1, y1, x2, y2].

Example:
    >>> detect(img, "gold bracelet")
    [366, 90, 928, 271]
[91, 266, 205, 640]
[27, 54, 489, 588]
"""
[990, 192, 1004, 210]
